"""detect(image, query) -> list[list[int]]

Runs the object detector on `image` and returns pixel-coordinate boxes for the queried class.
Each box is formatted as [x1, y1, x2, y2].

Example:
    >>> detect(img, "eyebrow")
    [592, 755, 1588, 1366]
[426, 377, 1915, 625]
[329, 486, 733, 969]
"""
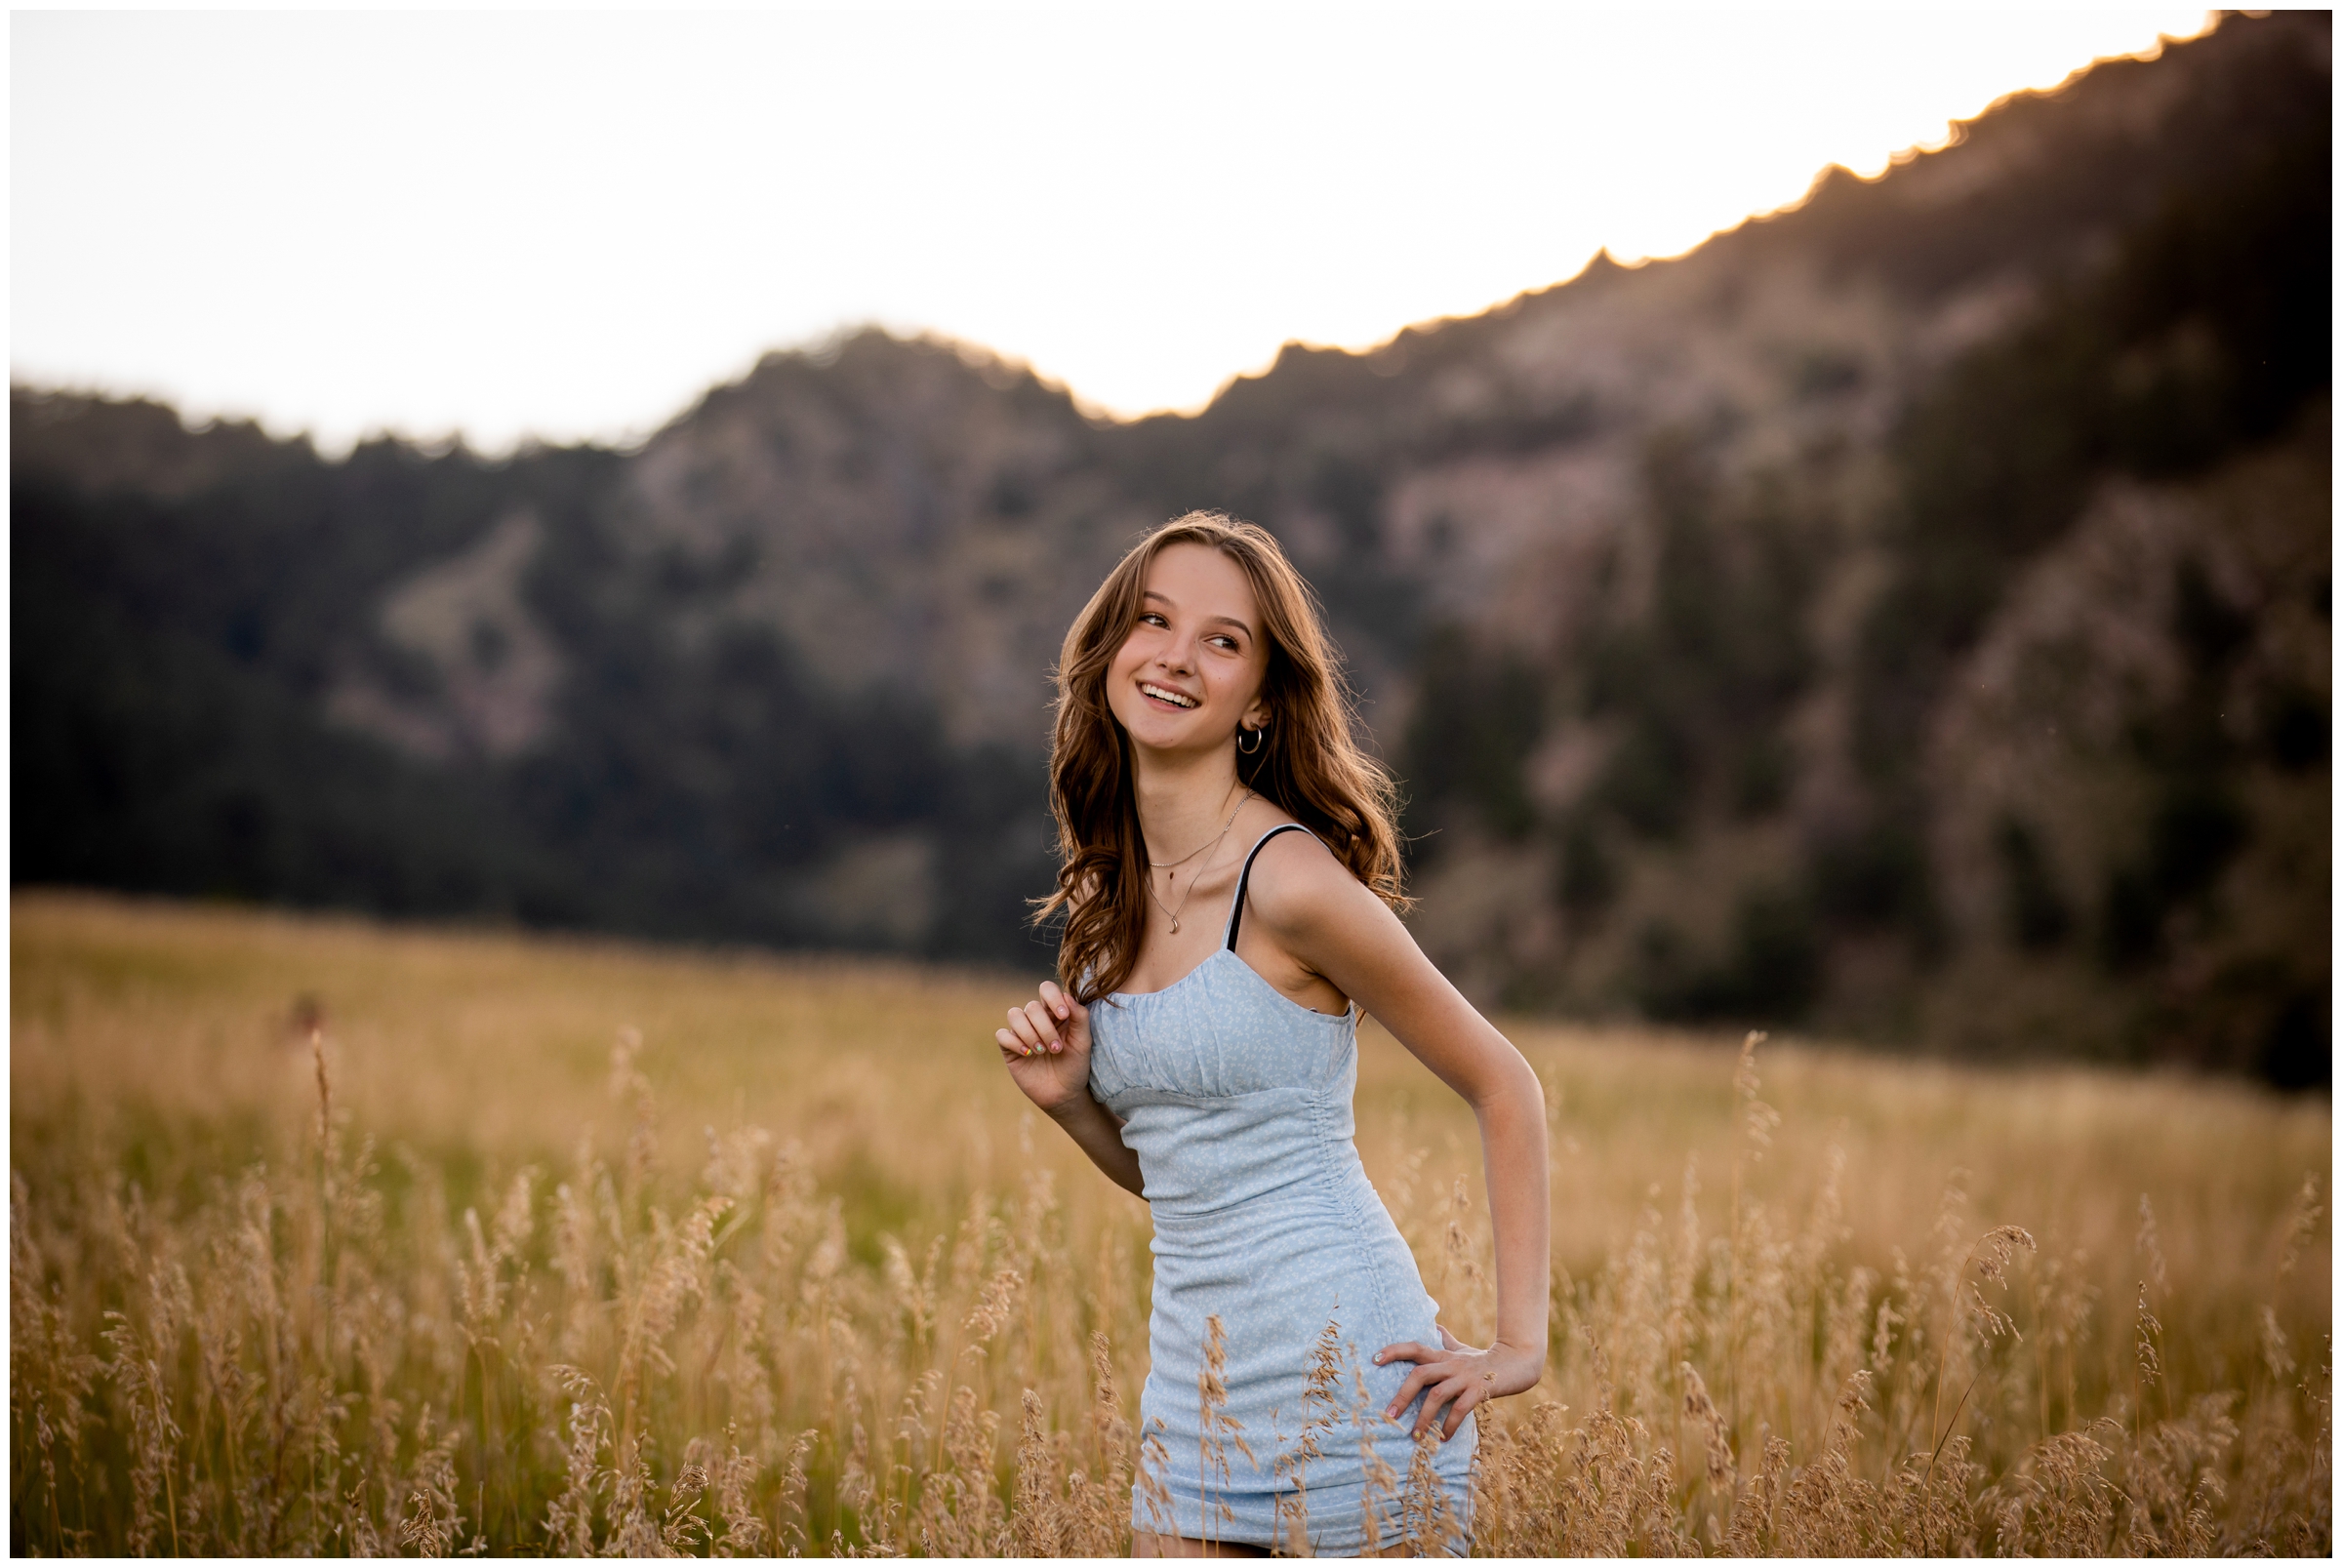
[1142, 589, 1255, 640]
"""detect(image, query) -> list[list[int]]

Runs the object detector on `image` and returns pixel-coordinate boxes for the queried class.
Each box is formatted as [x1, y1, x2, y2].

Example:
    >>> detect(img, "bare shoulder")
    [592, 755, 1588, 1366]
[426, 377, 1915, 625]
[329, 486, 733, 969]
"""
[1243, 824, 1388, 937]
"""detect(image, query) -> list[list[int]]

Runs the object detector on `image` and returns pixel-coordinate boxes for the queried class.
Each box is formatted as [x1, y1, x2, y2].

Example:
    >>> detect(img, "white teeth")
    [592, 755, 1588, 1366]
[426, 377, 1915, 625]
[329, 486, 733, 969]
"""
[1142, 683, 1197, 708]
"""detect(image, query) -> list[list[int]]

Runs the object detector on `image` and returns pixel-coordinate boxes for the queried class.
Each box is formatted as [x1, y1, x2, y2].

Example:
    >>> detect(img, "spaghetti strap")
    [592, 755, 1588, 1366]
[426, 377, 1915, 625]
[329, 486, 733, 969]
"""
[1225, 824, 1310, 950]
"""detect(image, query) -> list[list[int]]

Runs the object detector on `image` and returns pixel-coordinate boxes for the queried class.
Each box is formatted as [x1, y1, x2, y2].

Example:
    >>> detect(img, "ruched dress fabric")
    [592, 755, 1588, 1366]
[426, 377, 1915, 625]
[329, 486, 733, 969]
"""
[1087, 824, 1474, 1555]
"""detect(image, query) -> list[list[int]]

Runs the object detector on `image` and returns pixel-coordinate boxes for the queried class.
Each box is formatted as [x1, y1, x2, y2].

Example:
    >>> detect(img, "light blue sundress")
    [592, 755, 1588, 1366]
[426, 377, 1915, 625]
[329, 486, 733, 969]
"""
[1087, 824, 1475, 1554]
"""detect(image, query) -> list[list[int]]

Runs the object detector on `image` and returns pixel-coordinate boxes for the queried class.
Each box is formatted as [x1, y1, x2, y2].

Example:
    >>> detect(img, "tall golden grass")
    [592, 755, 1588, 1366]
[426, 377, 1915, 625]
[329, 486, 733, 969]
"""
[10, 891, 2329, 1554]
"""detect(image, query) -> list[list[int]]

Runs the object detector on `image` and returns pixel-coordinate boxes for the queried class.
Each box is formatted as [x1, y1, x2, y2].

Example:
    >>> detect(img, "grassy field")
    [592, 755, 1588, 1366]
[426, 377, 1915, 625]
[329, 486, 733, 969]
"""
[10, 889, 2330, 1554]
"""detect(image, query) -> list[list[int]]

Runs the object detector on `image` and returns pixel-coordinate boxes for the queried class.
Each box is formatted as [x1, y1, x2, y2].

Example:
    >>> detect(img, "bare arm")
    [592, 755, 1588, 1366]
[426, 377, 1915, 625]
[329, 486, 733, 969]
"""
[996, 982, 1147, 1198]
[1244, 834, 1551, 1438]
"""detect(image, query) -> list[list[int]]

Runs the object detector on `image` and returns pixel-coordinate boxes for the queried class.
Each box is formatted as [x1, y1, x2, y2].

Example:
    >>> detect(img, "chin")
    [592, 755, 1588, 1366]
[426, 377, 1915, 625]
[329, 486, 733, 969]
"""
[1126, 716, 1211, 754]
[1127, 722, 1193, 752]
[1112, 700, 1189, 740]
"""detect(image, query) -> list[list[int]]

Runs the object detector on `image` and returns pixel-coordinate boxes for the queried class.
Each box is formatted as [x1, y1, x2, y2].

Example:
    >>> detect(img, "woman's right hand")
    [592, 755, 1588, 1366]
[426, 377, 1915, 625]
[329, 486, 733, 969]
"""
[995, 980, 1093, 1116]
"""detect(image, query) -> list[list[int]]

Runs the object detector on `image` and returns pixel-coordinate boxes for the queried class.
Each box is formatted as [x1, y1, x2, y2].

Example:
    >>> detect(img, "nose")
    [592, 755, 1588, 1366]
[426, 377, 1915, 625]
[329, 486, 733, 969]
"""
[1156, 639, 1194, 676]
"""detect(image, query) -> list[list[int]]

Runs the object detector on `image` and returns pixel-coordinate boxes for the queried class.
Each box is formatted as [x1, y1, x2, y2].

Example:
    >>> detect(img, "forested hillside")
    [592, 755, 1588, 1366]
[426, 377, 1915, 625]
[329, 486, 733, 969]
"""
[14, 11, 2327, 1080]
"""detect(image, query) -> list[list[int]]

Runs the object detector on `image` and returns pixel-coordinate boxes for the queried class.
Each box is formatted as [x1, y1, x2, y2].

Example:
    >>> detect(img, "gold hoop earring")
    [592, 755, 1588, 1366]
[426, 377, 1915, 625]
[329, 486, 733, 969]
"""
[1235, 724, 1266, 756]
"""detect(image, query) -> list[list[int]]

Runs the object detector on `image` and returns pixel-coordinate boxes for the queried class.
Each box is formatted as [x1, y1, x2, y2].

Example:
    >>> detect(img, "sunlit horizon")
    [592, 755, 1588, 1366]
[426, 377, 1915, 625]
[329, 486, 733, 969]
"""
[13, 8, 2215, 454]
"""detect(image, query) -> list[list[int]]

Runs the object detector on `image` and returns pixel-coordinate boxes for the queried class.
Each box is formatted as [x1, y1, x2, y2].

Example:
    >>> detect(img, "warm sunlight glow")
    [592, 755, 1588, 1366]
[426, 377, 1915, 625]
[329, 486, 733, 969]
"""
[11, 8, 2215, 450]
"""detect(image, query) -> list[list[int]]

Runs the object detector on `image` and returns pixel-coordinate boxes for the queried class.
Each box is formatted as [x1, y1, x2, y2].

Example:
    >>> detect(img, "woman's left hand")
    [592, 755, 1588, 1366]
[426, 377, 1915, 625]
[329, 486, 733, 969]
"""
[1373, 1324, 1543, 1440]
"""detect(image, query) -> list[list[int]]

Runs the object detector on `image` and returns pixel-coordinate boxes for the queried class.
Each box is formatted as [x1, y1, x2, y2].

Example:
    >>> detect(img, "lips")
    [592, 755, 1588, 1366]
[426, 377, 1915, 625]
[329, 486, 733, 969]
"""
[1140, 681, 1199, 709]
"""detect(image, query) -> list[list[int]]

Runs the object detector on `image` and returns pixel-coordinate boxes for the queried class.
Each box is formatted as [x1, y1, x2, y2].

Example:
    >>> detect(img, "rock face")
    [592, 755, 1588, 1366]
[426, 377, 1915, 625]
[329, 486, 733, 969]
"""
[334, 506, 565, 761]
[11, 13, 2328, 1079]
[614, 339, 1151, 752]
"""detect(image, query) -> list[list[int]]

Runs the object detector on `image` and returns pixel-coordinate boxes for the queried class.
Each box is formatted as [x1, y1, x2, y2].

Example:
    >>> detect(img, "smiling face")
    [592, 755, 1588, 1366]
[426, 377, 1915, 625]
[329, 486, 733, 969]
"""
[1105, 542, 1272, 757]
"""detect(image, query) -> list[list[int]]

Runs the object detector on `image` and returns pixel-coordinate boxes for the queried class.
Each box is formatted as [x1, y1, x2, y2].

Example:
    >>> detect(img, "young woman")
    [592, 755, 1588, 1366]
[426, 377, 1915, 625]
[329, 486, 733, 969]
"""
[995, 513, 1549, 1556]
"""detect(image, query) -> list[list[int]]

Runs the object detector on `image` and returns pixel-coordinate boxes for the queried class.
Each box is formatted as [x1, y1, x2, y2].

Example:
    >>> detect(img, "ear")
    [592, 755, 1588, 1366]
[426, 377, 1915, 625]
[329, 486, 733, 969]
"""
[1240, 693, 1272, 734]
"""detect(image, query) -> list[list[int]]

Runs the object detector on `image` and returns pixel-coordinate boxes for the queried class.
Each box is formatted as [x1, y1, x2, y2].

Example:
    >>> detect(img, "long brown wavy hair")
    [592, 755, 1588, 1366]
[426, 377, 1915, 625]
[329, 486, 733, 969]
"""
[1039, 512, 1407, 1002]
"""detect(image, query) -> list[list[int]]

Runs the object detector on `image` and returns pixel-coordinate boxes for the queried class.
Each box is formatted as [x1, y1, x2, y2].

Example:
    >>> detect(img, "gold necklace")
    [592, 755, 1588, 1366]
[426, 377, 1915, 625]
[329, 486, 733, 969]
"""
[1145, 787, 1248, 935]
[1147, 780, 1245, 872]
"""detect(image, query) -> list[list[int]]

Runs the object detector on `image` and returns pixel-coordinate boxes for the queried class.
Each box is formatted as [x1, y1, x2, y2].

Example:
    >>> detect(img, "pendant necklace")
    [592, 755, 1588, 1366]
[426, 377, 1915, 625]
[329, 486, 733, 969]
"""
[1146, 785, 1249, 934]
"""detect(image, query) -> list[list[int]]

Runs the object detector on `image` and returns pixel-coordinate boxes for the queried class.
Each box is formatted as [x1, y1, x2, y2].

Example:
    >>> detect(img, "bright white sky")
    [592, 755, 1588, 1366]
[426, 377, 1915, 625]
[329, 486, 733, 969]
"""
[12, 6, 2213, 453]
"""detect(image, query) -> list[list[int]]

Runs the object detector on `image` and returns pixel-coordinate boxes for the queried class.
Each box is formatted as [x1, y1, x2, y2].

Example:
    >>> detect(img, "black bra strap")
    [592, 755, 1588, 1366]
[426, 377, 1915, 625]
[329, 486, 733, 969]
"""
[1225, 824, 1310, 950]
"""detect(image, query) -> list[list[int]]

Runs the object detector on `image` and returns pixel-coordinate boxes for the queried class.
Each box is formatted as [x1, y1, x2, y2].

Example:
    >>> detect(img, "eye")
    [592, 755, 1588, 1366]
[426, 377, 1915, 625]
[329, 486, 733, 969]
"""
[1207, 634, 1240, 653]
[1138, 612, 1168, 627]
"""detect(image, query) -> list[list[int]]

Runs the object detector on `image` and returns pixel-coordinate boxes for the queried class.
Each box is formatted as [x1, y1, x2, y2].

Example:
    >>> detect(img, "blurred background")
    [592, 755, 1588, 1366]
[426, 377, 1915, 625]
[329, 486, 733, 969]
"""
[12, 7, 2329, 1086]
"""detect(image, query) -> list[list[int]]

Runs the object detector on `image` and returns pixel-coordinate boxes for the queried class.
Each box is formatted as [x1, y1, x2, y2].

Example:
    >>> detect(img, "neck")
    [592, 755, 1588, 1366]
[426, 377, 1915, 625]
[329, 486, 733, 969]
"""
[1131, 742, 1243, 864]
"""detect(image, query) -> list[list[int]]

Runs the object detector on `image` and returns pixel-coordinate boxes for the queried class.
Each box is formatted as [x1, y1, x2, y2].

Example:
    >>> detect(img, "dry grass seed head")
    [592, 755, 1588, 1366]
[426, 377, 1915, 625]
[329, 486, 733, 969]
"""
[2279, 1172, 2323, 1280]
[2137, 1193, 2169, 1300]
[1732, 1031, 1779, 1164]
[1679, 1360, 1735, 1487]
